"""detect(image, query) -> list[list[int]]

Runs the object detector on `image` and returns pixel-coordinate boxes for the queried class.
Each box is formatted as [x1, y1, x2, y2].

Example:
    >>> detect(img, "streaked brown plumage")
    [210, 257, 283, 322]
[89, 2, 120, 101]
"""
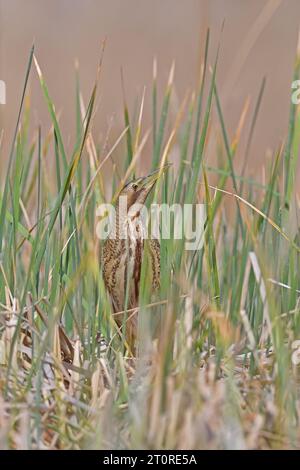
[101, 170, 162, 352]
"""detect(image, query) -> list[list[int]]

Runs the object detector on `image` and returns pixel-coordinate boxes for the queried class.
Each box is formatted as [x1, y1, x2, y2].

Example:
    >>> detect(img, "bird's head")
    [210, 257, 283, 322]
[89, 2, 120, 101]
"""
[117, 166, 169, 209]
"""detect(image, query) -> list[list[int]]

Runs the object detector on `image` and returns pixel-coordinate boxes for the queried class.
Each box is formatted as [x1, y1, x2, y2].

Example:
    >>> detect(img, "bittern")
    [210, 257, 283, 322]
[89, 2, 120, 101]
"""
[101, 169, 164, 352]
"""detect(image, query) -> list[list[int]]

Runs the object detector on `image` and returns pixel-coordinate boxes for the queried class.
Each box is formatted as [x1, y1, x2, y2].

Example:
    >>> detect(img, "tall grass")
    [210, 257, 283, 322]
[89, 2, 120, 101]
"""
[0, 36, 300, 449]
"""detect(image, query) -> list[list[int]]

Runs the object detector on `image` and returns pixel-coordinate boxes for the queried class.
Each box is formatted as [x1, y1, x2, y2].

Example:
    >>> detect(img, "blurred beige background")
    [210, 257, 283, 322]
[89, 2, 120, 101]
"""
[0, 0, 300, 176]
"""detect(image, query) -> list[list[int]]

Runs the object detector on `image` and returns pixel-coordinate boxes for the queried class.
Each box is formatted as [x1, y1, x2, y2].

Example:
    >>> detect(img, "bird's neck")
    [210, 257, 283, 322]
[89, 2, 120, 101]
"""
[113, 200, 146, 242]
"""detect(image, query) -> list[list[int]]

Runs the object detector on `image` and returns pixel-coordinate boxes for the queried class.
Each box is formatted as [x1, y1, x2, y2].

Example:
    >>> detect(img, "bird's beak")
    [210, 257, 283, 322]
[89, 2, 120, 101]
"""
[137, 164, 171, 194]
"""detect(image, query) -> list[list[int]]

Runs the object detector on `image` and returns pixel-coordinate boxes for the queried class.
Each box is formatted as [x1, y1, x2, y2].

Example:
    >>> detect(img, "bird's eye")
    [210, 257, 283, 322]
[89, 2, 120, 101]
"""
[132, 183, 138, 191]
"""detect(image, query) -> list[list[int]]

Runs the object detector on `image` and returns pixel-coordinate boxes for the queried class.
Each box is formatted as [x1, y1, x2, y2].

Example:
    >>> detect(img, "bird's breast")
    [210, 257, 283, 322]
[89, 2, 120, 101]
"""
[102, 220, 145, 313]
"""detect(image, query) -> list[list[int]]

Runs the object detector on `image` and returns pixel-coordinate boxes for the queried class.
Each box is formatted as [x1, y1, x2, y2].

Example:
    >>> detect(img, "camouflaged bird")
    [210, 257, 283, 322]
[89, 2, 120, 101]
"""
[101, 169, 163, 352]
